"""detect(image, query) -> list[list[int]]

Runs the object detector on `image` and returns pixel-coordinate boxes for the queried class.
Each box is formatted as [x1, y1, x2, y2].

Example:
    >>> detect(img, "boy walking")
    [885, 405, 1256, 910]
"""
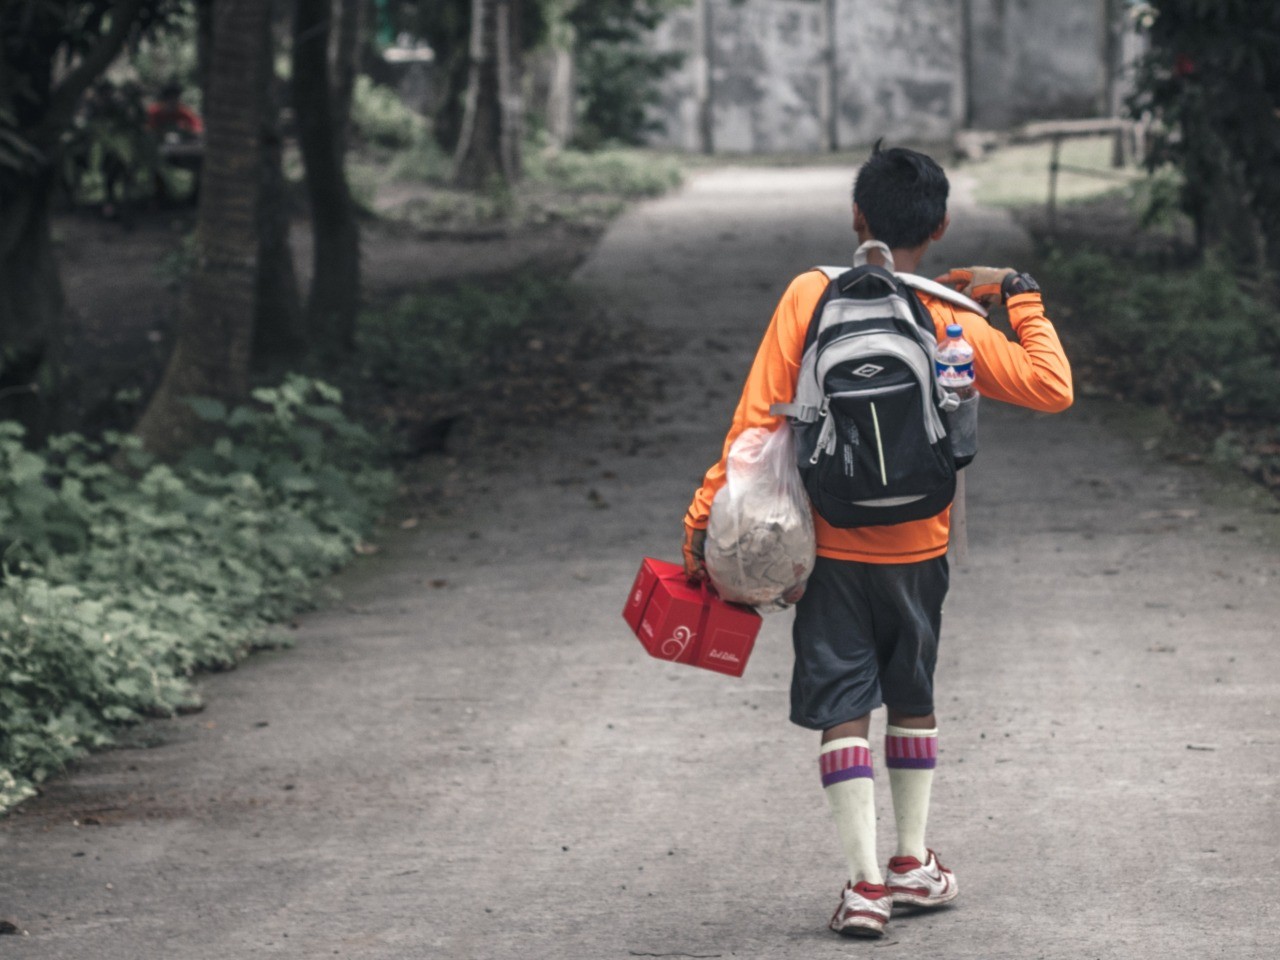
[681, 144, 1072, 937]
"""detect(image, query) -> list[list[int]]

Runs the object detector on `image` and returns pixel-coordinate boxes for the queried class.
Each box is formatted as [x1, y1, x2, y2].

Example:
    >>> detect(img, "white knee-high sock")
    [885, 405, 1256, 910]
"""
[820, 737, 881, 884]
[885, 725, 938, 861]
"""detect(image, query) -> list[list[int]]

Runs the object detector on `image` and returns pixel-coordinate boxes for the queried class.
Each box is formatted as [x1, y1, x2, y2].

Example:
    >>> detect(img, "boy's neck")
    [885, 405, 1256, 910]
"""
[859, 245, 926, 274]
[889, 247, 926, 274]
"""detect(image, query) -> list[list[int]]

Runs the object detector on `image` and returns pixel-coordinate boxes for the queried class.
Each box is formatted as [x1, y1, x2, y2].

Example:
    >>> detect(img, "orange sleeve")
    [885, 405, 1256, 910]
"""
[683, 270, 827, 531]
[930, 292, 1073, 413]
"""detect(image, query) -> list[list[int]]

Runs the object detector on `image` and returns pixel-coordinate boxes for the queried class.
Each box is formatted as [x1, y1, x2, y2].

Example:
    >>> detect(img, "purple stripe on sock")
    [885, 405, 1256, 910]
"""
[885, 757, 937, 770]
[821, 765, 874, 788]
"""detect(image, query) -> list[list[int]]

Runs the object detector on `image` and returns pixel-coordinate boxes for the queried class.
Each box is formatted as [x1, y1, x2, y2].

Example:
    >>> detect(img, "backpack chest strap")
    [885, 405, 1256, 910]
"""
[769, 401, 820, 422]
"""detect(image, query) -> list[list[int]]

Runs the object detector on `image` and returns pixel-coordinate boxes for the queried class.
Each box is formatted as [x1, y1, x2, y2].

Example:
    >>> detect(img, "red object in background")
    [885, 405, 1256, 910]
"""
[146, 102, 204, 135]
[622, 558, 761, 677]
[1174, 53, 1196, 77]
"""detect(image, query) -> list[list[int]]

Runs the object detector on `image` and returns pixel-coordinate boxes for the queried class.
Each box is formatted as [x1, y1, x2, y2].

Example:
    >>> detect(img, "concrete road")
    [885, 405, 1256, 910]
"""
[2, 166, 1278, 959]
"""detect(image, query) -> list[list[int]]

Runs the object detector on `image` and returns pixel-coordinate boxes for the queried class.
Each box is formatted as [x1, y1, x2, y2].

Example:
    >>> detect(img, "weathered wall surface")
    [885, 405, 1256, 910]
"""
[646, 0, 1108, 153]
[966, 0, 1107, 128]
[832, 0, 963, 146]
[648, 1, 829, 153]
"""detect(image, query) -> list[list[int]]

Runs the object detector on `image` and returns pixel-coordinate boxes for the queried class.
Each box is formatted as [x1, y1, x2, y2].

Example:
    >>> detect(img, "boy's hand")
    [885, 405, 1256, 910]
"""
[682, 526, 708, 583]
[933, 266, 1016, 305]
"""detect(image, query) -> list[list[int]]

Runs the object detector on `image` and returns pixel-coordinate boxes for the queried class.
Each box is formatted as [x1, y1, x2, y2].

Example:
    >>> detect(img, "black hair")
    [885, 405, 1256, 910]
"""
[160, 80, 183, 99]
[852, 140, 949, 249]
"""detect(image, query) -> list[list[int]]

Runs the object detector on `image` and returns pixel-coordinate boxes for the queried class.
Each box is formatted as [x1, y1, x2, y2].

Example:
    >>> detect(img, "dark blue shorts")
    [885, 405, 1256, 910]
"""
[789, 555, 949, 730]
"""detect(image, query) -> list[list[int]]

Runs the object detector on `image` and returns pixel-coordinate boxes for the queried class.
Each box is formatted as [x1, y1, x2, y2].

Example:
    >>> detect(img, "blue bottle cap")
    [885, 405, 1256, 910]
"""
[946, 324, 964, 338]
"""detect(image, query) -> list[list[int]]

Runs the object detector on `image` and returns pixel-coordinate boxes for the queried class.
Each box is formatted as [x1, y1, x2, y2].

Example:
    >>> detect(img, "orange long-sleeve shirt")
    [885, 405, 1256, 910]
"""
[684, 268, 1073, 564]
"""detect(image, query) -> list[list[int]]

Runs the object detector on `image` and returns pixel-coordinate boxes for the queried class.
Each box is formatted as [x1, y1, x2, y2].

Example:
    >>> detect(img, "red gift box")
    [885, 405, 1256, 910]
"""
[622, 557, 762, 677]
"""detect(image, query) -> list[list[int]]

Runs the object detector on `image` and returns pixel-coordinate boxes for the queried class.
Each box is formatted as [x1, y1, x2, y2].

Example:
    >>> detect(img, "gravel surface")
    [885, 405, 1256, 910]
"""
[2, 165, 1277, 959]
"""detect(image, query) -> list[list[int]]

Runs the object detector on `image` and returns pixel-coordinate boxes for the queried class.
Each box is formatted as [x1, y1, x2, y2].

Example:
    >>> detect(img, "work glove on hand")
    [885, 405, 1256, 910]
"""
[933, 266, 1015, 305]
[934, 267, 1041, 306]
[682, 526, 708, 583]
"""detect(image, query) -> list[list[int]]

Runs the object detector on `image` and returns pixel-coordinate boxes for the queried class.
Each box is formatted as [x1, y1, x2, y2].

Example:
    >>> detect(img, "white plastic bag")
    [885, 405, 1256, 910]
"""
[705, 425, 816, 611]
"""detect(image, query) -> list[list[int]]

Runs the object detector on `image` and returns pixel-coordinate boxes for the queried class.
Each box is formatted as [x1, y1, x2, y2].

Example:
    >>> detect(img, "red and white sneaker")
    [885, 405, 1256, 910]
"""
[886, 849, 958, 909]
[828, 880, 892, 937]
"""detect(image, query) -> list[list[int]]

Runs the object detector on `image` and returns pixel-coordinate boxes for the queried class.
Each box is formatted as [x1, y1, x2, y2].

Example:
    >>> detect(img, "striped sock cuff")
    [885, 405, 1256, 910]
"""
[819, 737, 873, 788]
[885, 726, 938, 770]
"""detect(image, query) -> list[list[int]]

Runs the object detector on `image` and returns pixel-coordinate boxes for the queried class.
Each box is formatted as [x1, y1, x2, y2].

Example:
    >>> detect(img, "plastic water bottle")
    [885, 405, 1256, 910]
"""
[936, 324, 976, 399]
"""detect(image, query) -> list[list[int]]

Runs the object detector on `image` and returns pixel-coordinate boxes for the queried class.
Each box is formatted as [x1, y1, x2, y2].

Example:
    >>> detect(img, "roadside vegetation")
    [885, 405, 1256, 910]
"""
[0, 379, 392, 809]
[962, 138, 1280, 495]
[955, 1, 1280, 497]
[0, 0, 686, 811]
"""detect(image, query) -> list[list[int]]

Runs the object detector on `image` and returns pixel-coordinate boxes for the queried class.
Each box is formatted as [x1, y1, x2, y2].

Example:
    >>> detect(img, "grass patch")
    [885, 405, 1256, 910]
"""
[332, 271, 651, 461]
[355, 136, 684, 233]
[960, 136, 1142, 209]
[524, 147, 682, 197]
[354, 275, 570, 396]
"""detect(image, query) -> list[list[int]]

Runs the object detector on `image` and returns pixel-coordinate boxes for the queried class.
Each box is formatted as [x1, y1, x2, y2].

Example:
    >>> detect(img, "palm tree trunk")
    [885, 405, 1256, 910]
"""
[253, 0, 303, 365]
[293, 0, 362, 356]
[0, 170, 62, 434]
[332, 0, 362, 157]
[135, 0, 269, 457]
[454, 0, 522, 188]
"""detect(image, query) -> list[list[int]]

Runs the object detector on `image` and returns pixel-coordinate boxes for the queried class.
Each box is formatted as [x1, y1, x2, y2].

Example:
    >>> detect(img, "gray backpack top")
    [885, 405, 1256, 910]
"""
[769, 242, 985, 528]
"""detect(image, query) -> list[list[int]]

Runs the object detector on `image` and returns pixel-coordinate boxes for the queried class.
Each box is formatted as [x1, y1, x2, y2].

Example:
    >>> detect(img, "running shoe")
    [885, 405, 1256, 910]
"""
[885, 849, 958, 908]
[828, 880, 892, 937]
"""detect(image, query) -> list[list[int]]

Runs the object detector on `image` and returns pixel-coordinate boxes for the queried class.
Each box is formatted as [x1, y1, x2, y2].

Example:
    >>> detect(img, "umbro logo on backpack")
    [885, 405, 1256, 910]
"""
[770, 255, 959, 528]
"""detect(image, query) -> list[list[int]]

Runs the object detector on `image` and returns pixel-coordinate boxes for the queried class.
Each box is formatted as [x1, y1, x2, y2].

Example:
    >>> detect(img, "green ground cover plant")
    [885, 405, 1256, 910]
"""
[1041, 251, 1280, 421]
[0, 377, 393, 810]
[1038, 247, 1280, 489]
[356, 276, 569, 395]
[345, 272, 625, 449]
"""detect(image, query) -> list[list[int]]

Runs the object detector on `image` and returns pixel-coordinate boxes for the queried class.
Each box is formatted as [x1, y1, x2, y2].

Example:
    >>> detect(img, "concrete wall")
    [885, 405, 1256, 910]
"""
[645, 0, 1109, 153]
[966, 0, 1107, 129]
[832, 0, 963, 146]
[647, 1, 829, 154]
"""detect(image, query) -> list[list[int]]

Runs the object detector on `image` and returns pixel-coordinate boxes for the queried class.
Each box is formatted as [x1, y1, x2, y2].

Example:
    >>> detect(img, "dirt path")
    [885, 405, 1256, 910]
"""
[4, 167, 1279, 959]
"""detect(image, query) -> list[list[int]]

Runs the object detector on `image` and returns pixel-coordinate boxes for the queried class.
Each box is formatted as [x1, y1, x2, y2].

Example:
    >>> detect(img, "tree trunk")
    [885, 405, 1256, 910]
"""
[0, 0, 146, 438]
[0, 171, 62, 435]
[195, 0, 214, 101]
[134, 0, 269, 458]
[453, 0, 522, 188]
[293, 0, 362, 356]
[253, 4, 304, 367]
[822, 0, 838, 152]
[495, 0, 523, 182]
[695, 0, 716, 155]
[332, 0, 362, 157]
[545, 41, 575, 148]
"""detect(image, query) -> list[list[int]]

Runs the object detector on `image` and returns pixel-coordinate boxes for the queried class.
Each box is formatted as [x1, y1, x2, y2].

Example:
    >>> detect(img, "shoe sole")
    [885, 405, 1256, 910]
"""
[889, 887, 959, 909]
[831, 918, 887, 937]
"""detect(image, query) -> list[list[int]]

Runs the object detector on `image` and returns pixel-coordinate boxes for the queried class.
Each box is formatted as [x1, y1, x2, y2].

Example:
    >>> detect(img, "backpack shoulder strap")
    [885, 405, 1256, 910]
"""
[895, 272, 989, 318]
[818, 265, 990, 318]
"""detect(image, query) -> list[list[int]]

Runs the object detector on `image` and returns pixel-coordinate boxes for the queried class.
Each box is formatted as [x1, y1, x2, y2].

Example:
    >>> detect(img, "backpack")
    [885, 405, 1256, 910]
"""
[769, 242, 978, 529]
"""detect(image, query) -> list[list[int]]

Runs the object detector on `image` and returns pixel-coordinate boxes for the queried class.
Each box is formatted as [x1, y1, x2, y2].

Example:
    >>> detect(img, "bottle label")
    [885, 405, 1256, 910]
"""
[936, 360, 974, 387]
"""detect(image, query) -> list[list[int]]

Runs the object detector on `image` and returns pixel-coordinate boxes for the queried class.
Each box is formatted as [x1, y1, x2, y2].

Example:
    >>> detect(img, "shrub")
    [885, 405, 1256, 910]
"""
[0, 376, 393, 810]
[351, 75, 429, 150]
[356, 275, 570, 394]
[1128, 2, 1280, 272]
[1041, 250, 1280, 421]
